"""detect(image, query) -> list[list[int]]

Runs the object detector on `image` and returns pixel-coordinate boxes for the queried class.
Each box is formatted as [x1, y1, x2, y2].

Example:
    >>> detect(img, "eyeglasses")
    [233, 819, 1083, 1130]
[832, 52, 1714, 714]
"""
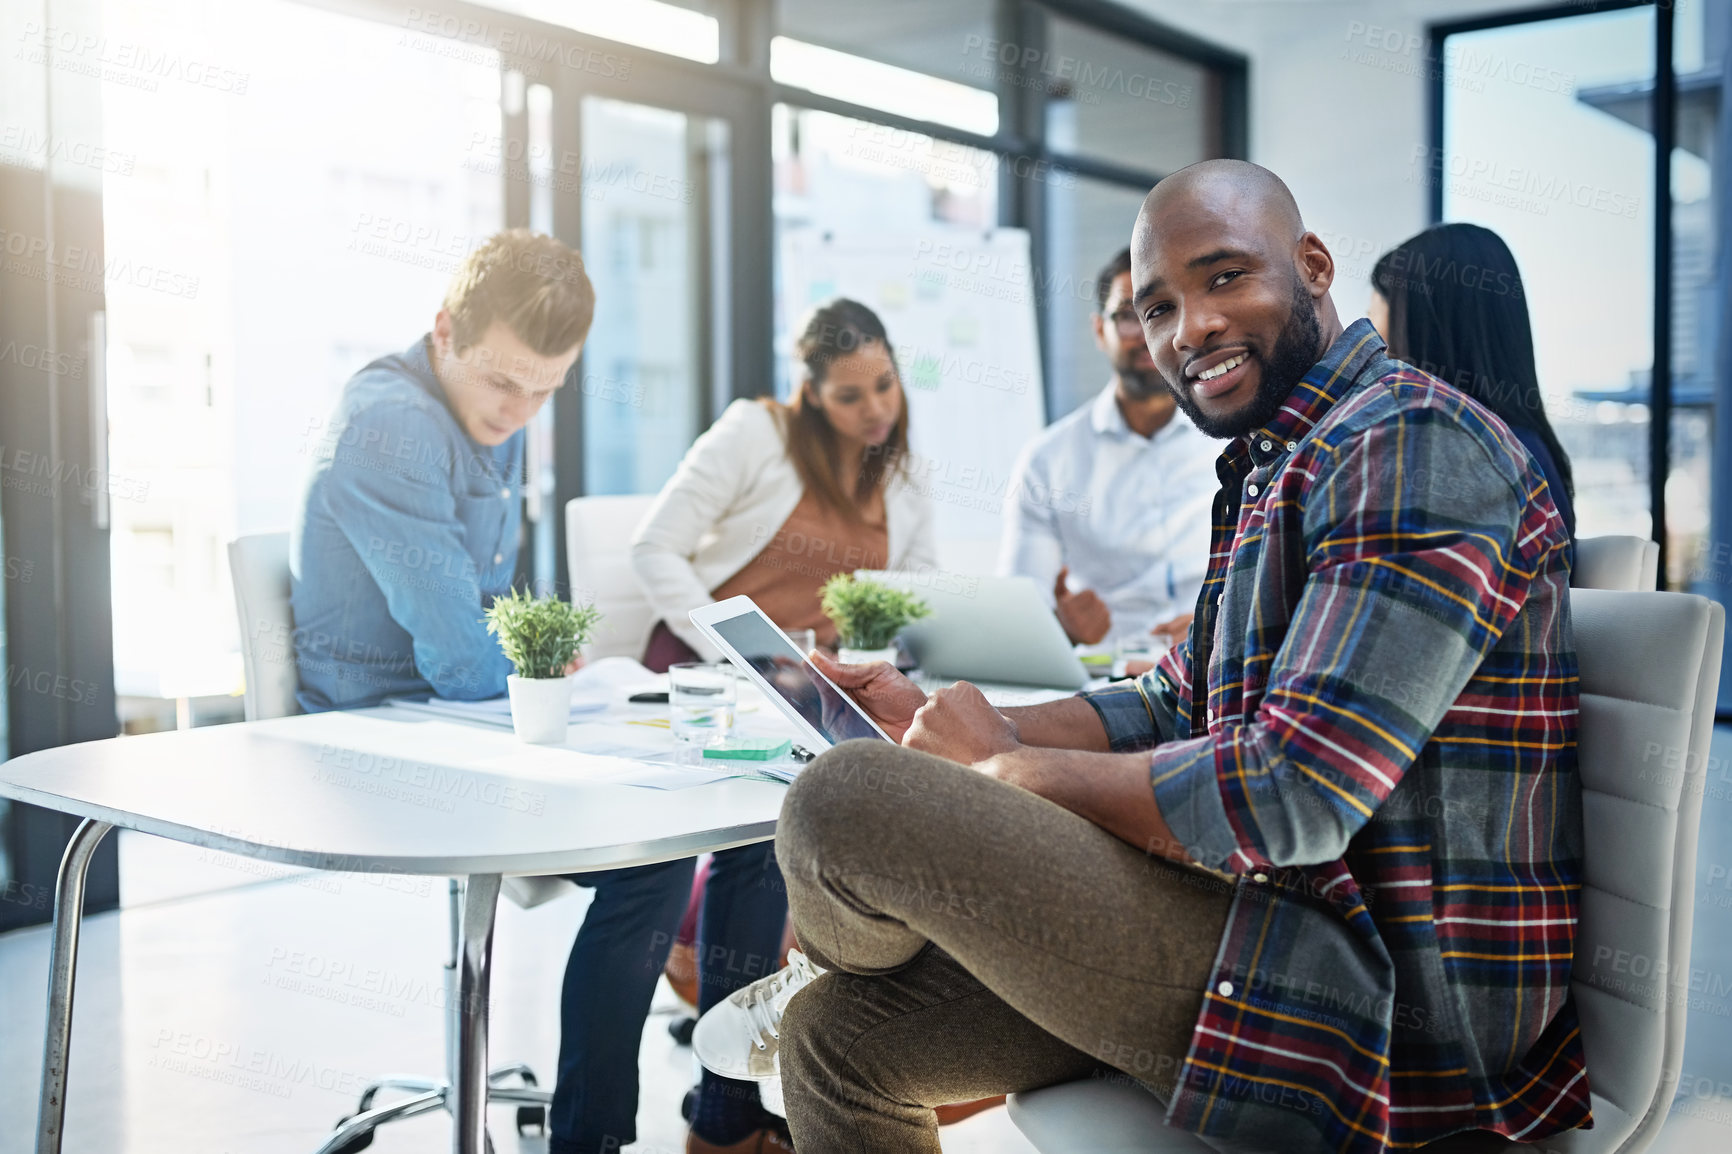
[1105, 308, 1142, 334]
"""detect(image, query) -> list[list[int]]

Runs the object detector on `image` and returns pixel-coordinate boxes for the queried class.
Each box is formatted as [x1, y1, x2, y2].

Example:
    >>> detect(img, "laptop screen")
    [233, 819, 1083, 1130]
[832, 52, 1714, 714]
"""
[708, 610, 887, 746]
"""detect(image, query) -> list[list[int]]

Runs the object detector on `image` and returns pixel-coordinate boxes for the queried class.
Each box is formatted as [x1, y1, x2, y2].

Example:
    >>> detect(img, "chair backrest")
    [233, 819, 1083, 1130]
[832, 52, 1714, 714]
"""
[227, 532, 303, 722]
[1572, 535, 1660, 591]
[1555, 588, 1723, 1154]
[566, 494, 658, 660]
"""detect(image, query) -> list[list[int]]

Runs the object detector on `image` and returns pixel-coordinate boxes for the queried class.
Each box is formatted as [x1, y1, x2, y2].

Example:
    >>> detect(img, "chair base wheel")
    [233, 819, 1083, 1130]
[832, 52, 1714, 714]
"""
[516, 1104, 547, 1134]
[669, 1014, 696, 1046]
[330, 1118, 375, 1154]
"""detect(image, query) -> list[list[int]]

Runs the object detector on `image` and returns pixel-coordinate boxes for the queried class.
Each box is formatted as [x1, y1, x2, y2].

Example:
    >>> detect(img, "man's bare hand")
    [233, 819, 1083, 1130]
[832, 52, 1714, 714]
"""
[1149, 613, 1193, 648]
[809, 649, 927, 742]
[1054, 566, 1111, 645]
[904, 682, 1021, 765]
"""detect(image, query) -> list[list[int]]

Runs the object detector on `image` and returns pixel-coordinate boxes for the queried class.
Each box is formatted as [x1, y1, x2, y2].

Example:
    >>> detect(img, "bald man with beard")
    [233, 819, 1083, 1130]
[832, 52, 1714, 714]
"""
[693, 161, 1589, 1154]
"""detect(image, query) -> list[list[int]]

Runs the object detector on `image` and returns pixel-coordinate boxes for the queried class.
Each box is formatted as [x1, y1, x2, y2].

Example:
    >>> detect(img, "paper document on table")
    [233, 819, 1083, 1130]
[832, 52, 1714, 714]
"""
[570, 656, 661, 696]
[563, 721, 677, 762]
[384, 695, 609, 728]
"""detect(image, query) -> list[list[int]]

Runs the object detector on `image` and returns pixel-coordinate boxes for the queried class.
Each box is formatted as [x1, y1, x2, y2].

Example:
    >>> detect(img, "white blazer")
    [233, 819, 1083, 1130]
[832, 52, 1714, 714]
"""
[631, 398, 938, 660]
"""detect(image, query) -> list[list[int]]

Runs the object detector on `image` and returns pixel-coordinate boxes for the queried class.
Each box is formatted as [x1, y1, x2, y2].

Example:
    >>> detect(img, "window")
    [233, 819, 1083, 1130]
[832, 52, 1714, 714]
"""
[774, 0, 998, 87]
[100, 0, 503, 708]
[1441, 7, 1656, 545]
[84, 0, 1239, 713]
[1043, 14, 1221, 173]
[579, 97, 721, 496]
[482, 0, 722, 64]
[771, 38, 999, 136]
[1042, 175, 1148, 420]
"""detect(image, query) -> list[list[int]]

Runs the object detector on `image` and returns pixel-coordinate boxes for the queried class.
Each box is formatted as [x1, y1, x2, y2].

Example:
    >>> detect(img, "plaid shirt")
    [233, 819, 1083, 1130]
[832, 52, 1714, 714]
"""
[1081, 320, 1589, 1153]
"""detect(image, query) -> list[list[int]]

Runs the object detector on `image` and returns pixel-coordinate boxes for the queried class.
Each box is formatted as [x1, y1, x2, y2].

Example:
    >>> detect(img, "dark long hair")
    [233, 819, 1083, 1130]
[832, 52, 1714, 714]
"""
[763, 298, 910, 523]
[1371, 223, 1573, 497]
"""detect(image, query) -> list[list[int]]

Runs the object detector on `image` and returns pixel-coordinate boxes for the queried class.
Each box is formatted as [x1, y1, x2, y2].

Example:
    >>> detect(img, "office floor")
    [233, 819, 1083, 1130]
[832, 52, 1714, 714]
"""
[0, 832, 1034, 1154]
[5, 725, 1732, 1152]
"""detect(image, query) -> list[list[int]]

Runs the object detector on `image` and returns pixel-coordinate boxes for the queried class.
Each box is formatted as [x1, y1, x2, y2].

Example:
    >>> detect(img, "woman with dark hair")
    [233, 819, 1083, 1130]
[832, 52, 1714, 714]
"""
[629, 298, 934, 1153]
[1369, 223, 1576, 544]
[633, 297, 936, 668]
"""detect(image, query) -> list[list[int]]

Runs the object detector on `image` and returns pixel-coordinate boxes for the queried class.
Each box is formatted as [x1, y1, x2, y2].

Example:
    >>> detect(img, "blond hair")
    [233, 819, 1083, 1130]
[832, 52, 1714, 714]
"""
[443, 229, 595, 355]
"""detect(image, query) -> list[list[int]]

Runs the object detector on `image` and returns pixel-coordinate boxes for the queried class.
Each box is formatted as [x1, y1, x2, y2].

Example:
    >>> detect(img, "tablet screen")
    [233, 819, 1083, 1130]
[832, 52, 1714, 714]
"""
[708, 611, 887, 745]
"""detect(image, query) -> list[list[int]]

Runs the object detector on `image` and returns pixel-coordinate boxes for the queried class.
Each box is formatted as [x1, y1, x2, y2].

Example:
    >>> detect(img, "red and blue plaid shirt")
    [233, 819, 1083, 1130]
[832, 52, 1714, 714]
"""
[1081, 320, 1589, 1152]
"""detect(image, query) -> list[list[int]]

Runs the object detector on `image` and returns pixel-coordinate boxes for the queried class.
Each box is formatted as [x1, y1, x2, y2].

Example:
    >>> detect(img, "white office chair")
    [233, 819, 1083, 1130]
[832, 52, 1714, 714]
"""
[566, 494, 658, 660]
[1573, 534, 1660, 592]
[228, 533, 563, 1152]
[1011, 587, 1724, 1154]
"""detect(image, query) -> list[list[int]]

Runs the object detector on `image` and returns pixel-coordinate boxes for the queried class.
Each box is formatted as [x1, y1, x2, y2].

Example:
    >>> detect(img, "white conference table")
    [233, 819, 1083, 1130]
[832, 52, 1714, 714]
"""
[0, 672, 1082, 1154]
[0, 704, 794, 1154]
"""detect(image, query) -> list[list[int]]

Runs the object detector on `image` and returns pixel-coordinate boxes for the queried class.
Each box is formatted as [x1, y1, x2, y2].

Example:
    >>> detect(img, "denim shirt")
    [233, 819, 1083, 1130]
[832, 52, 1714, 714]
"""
[290, 336, 521, 711]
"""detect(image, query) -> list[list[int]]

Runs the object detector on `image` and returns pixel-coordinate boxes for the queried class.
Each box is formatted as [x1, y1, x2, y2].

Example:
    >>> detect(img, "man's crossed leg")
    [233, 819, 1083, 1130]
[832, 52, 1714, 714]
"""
[774, 739, 1231, 1152]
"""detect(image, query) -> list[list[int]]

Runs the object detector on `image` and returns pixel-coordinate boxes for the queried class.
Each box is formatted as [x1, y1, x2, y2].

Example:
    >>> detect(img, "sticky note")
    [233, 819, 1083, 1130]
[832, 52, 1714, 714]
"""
[703, 738, 794, 762]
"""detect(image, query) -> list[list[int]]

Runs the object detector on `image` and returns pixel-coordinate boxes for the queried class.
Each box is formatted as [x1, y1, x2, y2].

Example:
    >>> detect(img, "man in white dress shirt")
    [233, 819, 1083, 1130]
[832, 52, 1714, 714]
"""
[999, 247, 1219, 649]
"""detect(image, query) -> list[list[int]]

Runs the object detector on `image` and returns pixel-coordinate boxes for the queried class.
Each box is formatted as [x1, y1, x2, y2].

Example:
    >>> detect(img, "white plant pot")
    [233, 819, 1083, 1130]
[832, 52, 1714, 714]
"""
[837, 645, 899, 666]
[507, 673, 574, 744]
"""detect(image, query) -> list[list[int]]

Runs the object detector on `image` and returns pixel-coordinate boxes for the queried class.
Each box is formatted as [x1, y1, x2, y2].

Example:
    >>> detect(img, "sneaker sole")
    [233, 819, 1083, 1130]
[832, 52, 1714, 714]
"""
[691, 1008, 780, 1082]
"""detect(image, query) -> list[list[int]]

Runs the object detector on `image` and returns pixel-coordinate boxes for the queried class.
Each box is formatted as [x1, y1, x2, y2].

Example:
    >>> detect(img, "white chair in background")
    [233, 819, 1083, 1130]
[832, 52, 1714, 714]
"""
[566, 494, 658, 660]
[227, 533, 563, 1152]
[228, 532, 301, 722]
[1573, 534, 1660, 592]
[1010, 587, 1724, 1154]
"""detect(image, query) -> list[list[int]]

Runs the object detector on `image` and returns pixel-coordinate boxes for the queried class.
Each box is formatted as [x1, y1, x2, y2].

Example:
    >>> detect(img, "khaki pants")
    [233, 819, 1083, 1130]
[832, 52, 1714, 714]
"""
[775, 740, 1233, 1152]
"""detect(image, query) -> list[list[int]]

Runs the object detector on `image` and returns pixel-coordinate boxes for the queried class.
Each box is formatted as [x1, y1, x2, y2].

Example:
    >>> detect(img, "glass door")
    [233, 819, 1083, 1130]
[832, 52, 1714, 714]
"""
[578, 96, 727, 496]
[521, 40, 764, 590]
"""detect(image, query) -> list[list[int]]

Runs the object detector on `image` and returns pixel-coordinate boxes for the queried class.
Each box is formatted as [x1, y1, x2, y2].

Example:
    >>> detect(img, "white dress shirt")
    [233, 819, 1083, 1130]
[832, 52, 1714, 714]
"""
[997, 383, 1220, 643]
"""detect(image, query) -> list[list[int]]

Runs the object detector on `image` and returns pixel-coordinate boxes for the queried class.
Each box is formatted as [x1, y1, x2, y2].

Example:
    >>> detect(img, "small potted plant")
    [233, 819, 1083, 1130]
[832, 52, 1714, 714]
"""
[820, 574, 931, 666]
[484, 589, 603, 744]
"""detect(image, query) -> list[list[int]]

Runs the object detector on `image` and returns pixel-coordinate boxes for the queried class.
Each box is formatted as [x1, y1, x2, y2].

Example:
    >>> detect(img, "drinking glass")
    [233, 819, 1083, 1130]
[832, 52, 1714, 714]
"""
[669, 662, 736, 745]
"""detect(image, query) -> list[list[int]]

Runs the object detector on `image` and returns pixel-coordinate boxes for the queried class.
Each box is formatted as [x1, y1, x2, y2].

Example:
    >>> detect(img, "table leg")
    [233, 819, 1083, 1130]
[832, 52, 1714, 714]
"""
[35, 818, 113, 1154]
[452, 874, 500, 1154]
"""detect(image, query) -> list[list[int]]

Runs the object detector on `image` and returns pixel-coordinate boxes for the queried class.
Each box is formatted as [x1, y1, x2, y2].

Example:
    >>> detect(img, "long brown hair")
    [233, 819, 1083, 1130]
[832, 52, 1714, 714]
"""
[764, 299, 910, 523]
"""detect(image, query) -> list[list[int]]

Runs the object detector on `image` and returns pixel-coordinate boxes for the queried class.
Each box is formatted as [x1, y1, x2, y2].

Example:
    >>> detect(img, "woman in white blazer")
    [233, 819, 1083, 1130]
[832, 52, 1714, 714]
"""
[629, 299, 935, 1153]
[632, 297, 937, 668]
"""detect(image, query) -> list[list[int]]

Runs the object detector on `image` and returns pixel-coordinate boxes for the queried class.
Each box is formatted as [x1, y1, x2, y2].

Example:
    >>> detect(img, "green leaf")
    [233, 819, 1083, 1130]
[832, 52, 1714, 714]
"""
[818, 574, 930, 650]
[482, 588, 604, 679]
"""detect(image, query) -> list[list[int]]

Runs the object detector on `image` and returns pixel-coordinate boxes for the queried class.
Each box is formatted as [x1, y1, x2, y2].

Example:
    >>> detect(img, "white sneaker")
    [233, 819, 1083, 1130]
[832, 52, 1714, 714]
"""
[691, 949, 823, 1082]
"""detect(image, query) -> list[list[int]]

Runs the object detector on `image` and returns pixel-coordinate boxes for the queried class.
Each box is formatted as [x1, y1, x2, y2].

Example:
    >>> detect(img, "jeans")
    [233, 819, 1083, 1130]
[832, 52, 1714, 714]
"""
[549, 856, 695, 1154]
[547, 842, 790, 1153]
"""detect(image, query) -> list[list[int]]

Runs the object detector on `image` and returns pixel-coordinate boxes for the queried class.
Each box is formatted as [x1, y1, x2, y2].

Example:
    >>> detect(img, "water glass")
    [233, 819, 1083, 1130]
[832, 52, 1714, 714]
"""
[669, 662, 736, 745]
[782, 628, 817, 658]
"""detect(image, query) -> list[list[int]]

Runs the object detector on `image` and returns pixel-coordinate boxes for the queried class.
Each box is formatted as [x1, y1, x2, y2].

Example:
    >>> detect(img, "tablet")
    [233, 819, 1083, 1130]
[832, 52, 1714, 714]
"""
[689, 596, 893, 749]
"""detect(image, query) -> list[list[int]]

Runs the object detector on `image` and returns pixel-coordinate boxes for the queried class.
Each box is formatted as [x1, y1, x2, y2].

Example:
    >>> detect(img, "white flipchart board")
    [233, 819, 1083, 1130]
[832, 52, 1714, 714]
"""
[778, 229, 1047, 575]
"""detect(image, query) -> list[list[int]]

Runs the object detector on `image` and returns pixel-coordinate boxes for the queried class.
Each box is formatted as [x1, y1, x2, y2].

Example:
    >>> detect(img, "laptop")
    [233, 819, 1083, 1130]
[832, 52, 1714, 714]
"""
[855, 571, 1089, 690]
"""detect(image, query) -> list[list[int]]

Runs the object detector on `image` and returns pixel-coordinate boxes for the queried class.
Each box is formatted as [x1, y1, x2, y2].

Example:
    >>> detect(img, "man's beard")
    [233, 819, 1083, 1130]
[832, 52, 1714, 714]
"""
[1167, 274, 1322, 440]
[1115, 360, 1169, 402]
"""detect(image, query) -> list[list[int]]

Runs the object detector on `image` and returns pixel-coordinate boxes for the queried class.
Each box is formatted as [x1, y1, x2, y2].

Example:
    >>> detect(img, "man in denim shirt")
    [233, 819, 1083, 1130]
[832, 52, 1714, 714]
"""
[292, 230, 694, 1154]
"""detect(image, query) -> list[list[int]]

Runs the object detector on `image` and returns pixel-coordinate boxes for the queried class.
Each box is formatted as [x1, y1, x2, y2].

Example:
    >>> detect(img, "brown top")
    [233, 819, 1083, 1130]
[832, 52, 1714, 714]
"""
[710, 487, 889, 646]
